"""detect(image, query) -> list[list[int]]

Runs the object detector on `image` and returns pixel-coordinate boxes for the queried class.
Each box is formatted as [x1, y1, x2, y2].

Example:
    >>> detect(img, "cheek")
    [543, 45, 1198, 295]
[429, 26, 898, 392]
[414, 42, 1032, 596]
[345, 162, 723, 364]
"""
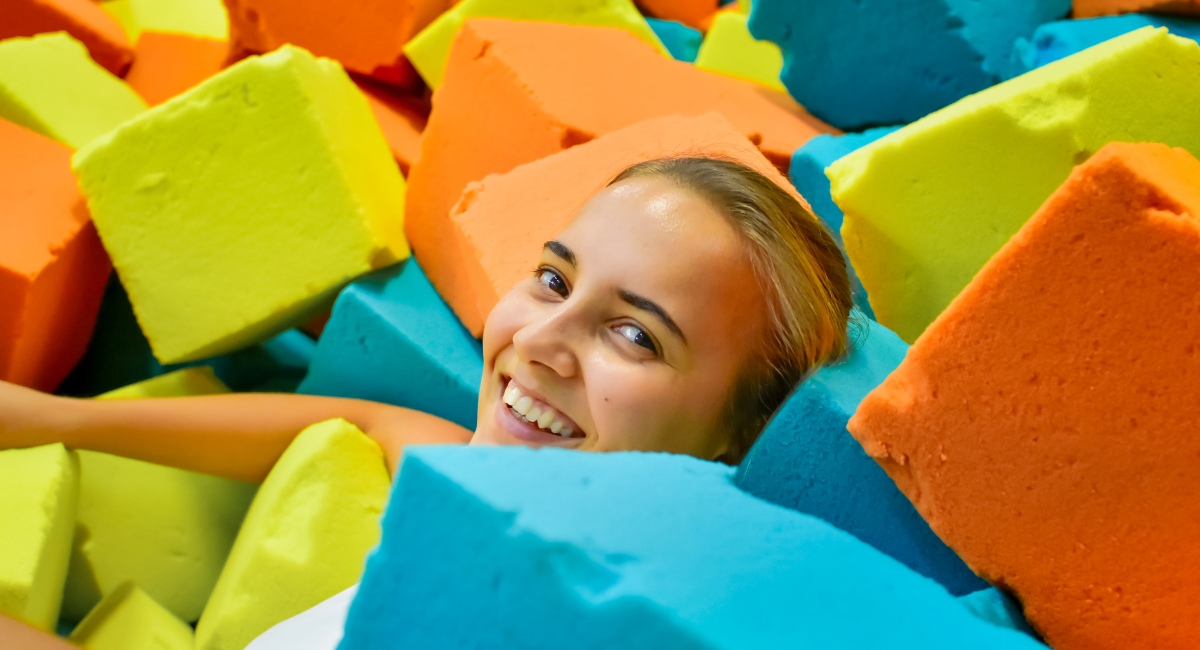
[481, 289, 528, 366]
[584, 364, 696, 450]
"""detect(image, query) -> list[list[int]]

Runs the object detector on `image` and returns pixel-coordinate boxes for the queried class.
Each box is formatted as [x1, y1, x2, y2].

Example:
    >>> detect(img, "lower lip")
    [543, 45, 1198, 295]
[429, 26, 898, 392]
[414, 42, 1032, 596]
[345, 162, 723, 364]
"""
[492, 384, 581, 448]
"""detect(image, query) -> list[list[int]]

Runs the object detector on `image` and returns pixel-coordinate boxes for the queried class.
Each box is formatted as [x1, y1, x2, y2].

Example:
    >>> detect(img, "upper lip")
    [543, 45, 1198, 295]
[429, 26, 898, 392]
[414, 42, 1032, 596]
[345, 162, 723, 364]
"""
[503, 375, 584, 436]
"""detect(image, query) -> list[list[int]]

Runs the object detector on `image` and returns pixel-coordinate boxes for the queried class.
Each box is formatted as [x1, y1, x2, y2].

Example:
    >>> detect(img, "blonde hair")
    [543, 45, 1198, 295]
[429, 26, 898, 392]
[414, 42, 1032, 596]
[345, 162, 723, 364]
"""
[611, 157, 853, 464]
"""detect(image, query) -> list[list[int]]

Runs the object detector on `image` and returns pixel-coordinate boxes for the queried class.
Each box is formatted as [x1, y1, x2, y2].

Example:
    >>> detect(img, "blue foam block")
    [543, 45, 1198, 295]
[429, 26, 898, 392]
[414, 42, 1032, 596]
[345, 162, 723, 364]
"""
[1011, 14, 1200, 76]
[960, 588, 1037, 637]
[646, 17, 703, 62]
[791, 127, 899, 319]
[340, 446, 1045, 649]
[298, 260, 483, 430]
[748, 0, 1070, 129]
[735, 318, 987, 596]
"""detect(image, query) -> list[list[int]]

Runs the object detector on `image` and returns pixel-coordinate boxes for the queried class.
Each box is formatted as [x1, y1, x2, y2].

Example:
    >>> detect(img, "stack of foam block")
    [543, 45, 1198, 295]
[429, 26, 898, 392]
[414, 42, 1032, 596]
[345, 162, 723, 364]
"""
[3, 0, 1200, 647]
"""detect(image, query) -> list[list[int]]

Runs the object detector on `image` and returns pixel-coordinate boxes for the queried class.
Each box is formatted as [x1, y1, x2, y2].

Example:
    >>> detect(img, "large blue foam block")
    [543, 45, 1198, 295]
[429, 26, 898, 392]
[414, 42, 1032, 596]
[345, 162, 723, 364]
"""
[735, 318, 988, 596]
[791, 128, 899, 319]
[749, 0, 1070, 129]
[646, 18, 703, 62]
[960, 588, 1037, 637]
[340, 447, 1046, 649]
[298, 261, 483, 430]
[1012, 14, 1200, 76]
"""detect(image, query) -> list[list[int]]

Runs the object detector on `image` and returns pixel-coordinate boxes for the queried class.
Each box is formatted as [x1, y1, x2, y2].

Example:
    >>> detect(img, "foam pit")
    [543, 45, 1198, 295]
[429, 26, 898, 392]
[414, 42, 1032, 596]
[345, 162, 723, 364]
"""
[69, 583, 194, 650]
[637, 0, 719, 30]
[124, 31, 230, 106]
[694, 11, 784, 91]
[645, 17, 702, 62]
[101, 0, 228, 41]
[0, 0, 133, 75]
[1012, 14, 1200, 74]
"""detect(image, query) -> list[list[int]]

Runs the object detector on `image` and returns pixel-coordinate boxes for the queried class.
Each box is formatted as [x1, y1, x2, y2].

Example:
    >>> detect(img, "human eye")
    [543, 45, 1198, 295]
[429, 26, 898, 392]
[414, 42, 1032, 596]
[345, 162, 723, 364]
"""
[533, 266, 569, 298]
[614, 323, 659, 355]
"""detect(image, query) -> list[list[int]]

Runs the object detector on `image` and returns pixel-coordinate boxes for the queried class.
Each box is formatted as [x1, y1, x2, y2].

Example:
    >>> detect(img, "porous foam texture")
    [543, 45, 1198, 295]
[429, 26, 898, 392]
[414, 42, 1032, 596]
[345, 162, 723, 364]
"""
[298, 261, 483, 431]
[68, 583, 194, 650]
[694, 11, 785, 91]
[124, 31, 230, 106]
[645, 17, 702, 62]
[0, 0, 133, 75]
[101, 0, 228, 41]
[0, 118, 110, 392]
[1012, 14, 1200, 74]
[735, 316, 985, 595]
[222, 0, 451, 86]
[73, 44, 410, 364]
[789, 126, 899, 319]
[403, 0, 666, 89]
[195, 419, 390, 650]
[0, 444, 78, 631]
[61, 368, 257, 624]
[340, 446, 1046, 649]
[408, 19, 833, 332]
[356, 79, 428, 177]
[748, 0, 1070, 129]
[829, 27, 1200, 343]
[1074, 0, 1200, 17]
[848, 142, 1200, 650]
[450, 113, 800, 335]
[0, 32, 147, 149]
[637, 0, 719, 30]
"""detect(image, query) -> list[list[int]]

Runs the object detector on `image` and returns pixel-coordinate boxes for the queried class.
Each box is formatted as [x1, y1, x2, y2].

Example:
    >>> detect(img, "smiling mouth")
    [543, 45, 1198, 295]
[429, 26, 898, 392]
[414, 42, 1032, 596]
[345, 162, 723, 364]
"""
[501, 377, 583, 439]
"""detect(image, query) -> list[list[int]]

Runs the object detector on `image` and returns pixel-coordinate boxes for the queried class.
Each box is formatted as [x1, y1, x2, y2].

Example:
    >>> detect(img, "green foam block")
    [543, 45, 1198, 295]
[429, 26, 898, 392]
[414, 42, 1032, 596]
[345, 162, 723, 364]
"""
[69, 583, 194, 650]
[0, 444, 79, 631]
[73, 44, 410, 364]
[0, 32, 146, 150]
[194, 418, 390, 650]
[830, 27, 1200, 343]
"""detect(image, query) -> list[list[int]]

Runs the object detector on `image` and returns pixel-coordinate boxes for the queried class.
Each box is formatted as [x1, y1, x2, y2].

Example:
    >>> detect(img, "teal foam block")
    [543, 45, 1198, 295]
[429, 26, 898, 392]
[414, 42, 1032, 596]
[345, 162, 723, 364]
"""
[339, 446, 1046, 649]
[1011, 14, 1200, 76]
[58, 276, 315, 396]
[646, 18, 703, 62]
[790, 127, 900, 319]
[748, 0, 1070, 129]
[735, 317, 987, 596]
[960, 588, 1038, 637]
[298, 260, 482, 430]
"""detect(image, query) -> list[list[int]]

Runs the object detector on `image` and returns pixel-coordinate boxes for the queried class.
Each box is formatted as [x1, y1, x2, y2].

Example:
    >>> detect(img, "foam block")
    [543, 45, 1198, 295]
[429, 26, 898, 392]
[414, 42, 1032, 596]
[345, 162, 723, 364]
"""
[960, 589, 1037, 637]
[357, 79, 427, 177]
[0, 444, 78, 631]
[829, 27, 1200, 343]
[1012, 14, 1200, 74]
[73, 45, 410, 364]
[450, 113, 800, 335]
[645, 17, 702, 62]
[341, 446, 1045, 649]
[789, 126, 899, 319]
[69, 584, 194, 650]
[124, 31, 230, 106]
[848, 142, 1200, 650]
[1074, 0, 1200, 16]
[734, 317, 985, 595]
[0, 32, 147, 149]
[61, 368, 257, 624]
[0, 118, 110, 392]
[408, 19, 834, 331]
[298, 261, 483, 431]
[637, 0, 719, 30]
[101, 0, 228, 41]
[404, 0, 666, 89]
[195, 419, 390, 650]
[694, 11, 784, 91]
[748, 0, 1070, 129]
[223, 0, 451, 86]
[0, 0, 133, 75]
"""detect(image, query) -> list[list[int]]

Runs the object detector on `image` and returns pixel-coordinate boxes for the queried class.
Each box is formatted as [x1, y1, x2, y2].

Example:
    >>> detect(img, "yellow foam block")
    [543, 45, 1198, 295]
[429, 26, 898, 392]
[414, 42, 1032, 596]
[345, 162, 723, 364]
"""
[61, 367, 256, 624]
[101, 0, 229, 41]
[69, 583, 193, 650]
[403, 0, 667, 88]
[0, 32, 147, 150]
[194, 418, 390, 650]
[694, 11, 785, 92]
[73, 44, 410, 364]
[0, 444, 78, 630]
[830, 27, 1200, 343]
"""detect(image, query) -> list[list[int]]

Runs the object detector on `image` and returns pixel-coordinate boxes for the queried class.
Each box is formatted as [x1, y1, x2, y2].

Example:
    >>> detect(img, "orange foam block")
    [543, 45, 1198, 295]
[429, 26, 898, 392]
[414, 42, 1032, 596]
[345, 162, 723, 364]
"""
[408, 18, 833, 329]
[636, 0, 720, 31]
[848, 142, 1200, 650]
[1073, 0, 1200, 17]
[124, 31, 229, 106]
[0, 0, 133, 76]
[222, 0, 454, 86]
[0, 119, 110, 391]
[357, 79, 428, 176]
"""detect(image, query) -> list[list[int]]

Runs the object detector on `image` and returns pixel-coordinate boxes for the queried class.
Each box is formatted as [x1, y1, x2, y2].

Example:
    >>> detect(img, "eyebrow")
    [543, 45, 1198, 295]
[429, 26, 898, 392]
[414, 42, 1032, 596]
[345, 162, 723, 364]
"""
[618, 289, 687, 344]
[543, 240, 575, 266]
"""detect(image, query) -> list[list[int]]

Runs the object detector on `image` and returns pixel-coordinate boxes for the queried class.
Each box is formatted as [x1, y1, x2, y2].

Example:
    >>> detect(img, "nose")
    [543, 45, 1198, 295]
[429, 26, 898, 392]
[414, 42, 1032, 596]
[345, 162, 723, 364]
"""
[511, 303, 581, 380]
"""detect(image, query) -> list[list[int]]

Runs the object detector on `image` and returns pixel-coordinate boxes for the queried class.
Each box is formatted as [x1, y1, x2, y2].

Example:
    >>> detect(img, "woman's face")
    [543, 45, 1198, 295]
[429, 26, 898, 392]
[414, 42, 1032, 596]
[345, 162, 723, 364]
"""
[473, 175, 770, 459]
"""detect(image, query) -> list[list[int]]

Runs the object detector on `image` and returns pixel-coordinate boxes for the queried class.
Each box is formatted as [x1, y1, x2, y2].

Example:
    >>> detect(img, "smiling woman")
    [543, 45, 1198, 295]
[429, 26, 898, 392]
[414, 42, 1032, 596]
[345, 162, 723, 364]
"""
[0, 157, 851, 481]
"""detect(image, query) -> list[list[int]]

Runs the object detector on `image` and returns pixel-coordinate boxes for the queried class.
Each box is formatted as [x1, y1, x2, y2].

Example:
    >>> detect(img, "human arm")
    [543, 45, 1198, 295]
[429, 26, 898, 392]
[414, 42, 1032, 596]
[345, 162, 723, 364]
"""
[0, 380, 472, 484]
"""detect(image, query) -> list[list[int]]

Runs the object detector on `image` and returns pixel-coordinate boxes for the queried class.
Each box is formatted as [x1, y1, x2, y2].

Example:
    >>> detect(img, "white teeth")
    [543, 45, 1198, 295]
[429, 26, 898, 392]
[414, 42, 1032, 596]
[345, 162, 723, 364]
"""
[513, 395, 533, 416]
[560, 427, 574, 438]
[549, 421, 563, 435]
[503, 382, 518, 406]
[504, 380, 578, 437]
[536, 410, 556, 429]
[525, 406, 543, 423]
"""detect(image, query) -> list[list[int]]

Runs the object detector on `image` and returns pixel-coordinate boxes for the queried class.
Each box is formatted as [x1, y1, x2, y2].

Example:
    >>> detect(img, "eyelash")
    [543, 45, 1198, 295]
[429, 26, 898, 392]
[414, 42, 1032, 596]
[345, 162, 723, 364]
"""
[530, 266, 660, 356]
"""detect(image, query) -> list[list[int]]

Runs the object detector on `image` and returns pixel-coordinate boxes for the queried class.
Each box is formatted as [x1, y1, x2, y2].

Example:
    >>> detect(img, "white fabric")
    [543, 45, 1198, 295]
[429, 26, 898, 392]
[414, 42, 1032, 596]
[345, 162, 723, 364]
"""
[245, 585, 359, 650]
